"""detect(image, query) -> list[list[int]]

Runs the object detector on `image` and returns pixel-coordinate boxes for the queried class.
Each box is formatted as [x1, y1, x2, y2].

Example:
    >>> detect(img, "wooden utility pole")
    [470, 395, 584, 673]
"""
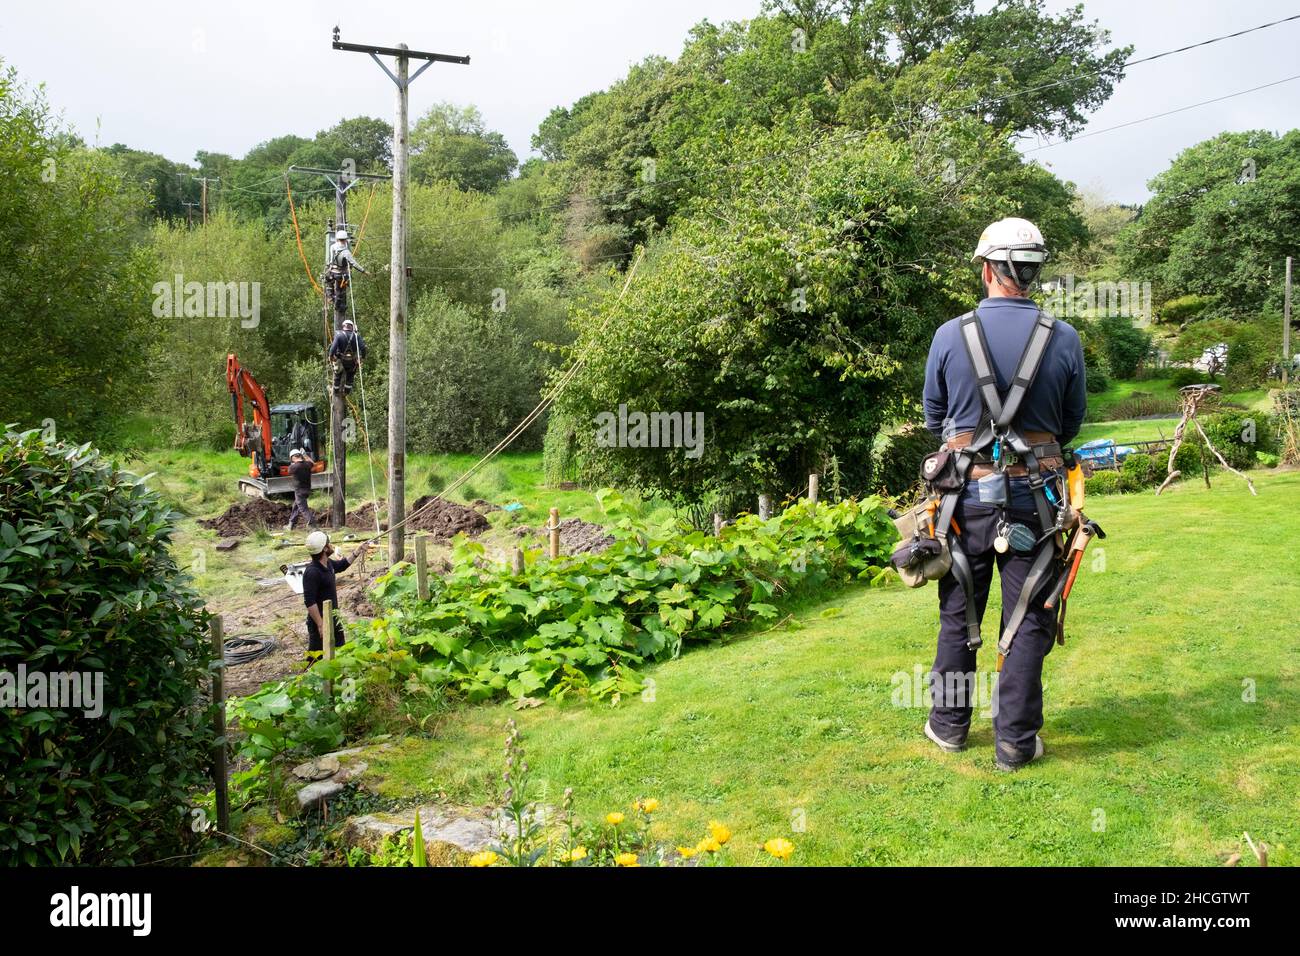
[332, 29, 469, 565]
[287, 164, 390, 529]
[1284, 256, 1292, 386]
[192, 175, 220, 224]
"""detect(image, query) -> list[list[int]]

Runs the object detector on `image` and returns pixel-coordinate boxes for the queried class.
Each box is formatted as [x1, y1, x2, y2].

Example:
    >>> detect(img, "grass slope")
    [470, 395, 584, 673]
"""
[364, 470, 1300, 865]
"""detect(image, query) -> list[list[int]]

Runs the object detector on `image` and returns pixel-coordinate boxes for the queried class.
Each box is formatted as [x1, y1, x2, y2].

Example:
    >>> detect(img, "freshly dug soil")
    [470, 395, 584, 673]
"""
[406, 495, 490, 539]
[198, 498, 323, 536]
[515, 517, 614, 555]
[346, 501, 384, 530]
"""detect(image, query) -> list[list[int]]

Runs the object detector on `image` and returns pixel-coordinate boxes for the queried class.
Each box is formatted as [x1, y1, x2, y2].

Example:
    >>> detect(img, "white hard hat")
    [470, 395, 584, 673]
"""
[971, 217, 1047, 264]
[290, 448, 304, 458]
[335, 229, 349, 241]
[306, 531, 330, 554]
[341, 319, 355, 330]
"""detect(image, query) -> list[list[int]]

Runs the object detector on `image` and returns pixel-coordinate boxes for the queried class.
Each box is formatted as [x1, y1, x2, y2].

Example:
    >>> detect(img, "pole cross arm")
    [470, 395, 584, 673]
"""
[332, 39, 470, 64]
[332, 35, 469, 90]
[288, 165, 392, 182]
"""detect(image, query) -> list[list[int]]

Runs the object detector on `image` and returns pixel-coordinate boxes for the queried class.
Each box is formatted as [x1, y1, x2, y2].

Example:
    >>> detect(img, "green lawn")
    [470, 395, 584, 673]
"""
[1085, 377, 1270, 423]
[361, 470, 1300, 865]
[1074, 419, 1180, 446]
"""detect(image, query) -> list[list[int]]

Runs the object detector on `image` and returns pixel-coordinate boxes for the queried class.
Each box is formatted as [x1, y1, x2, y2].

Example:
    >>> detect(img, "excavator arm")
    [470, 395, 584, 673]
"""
[226, 353, 274, 477]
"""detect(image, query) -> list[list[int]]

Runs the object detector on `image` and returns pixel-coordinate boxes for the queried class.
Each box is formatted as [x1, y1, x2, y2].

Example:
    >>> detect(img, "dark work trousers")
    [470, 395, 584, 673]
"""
[306, 613, 347, 655]
[287, 488, 313, 529]
[929, 495, 1059, 761]
[333, 359, 358, 392]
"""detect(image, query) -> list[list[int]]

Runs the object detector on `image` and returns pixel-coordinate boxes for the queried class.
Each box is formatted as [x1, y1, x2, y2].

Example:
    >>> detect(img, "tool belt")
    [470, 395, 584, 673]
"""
[948, 431, 1064, 477]
[891, 306, 1097, 668]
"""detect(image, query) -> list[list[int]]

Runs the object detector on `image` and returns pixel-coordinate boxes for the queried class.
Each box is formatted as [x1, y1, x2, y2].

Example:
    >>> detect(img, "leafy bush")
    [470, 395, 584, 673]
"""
[1120, 452, 1160, 489]
[1173, 434, 1207, 478]
[1085, 469, 1123, 495]
[230, 491, 896, 763]
[1096, 315, 1153, 379]
[0, 428, 216, 865]
[1202, 411, 1274, 471]
[871, 424, 935, 497]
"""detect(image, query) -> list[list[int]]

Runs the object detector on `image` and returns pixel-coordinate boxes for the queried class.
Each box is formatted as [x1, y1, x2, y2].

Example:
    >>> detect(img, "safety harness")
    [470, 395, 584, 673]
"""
[934, 307, 1071, 669]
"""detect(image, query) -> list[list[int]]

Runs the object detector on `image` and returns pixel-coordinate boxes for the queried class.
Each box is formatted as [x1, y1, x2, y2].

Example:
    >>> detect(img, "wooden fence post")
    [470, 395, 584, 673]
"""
[512, 547, 525, 575]
[210, 615, 230, 834]
[808, 473, 819, 507]
[758, 494, 771, 521]
[415, 534, 429, 601]
[549, 507, 561, 560]
[322, 599, 335, 700]
[713, 512, 723, 536]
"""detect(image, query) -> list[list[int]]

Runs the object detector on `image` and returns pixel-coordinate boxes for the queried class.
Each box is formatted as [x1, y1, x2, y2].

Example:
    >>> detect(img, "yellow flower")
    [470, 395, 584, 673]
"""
[639, 798, 660, 813]
[696, 836, 722, 854]
[677, 845, 698, 859]
[615, 852, 639, 867]
[468, 850, 498, 867]
[763, 837, 795, 861]
[606, 811, 625, 826]
[708, 821, 732, 845]
[560, 846, 588, 863]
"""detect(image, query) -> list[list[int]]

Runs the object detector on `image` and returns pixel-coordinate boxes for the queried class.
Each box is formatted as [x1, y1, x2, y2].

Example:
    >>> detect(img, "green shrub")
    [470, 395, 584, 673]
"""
[1085, 469, 1123, 495]
[1120, 452, 1160, 489]
[0, 428, 217, 865]
[1172, 433, 1207, 477]
[1201, 411, 1274, 471]
[542, 406, 583, 487]
[871, 423, 936, 497]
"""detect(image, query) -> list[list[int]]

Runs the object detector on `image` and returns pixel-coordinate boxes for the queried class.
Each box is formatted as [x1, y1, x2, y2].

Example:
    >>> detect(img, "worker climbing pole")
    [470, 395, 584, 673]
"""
[287, 163, 390, 529]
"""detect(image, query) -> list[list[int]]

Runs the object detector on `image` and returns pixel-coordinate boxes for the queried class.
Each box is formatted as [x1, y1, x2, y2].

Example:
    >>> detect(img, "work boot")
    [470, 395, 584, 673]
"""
[995, 736, 1045, 771]
[924, 719, 967, 753]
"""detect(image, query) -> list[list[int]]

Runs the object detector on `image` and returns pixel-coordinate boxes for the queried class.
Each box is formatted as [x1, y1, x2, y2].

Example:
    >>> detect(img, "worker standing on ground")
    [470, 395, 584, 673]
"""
[921, 217, 1087, 771]
[302, 531, 374, 661]
[328, 318, 367, 394]
[286, 449, 318, 532]
[324, 228, 367, 328]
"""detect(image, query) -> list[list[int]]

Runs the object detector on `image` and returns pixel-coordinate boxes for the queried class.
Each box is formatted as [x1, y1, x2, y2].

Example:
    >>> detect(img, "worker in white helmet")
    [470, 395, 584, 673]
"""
[301, 530, 374, 660]
[918, 217, 1087, 771]
[325, 228, 367, 329]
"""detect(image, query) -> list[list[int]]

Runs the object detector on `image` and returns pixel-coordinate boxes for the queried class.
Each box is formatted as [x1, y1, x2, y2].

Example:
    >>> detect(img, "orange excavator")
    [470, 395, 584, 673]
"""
[225, 353, 332, 498]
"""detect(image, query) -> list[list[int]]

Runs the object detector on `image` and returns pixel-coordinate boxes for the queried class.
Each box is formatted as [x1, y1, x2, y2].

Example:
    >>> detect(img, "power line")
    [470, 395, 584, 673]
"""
[1024, 72, 1300, 153]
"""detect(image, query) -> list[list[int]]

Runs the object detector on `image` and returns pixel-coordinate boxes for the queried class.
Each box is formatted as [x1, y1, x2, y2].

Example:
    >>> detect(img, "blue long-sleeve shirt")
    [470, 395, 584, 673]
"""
[923, 297, 1087, 445]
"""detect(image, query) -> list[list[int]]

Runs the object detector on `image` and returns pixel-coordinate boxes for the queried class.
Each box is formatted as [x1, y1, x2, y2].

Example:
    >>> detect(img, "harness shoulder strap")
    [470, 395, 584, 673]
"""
[957, 308, 1057, 432]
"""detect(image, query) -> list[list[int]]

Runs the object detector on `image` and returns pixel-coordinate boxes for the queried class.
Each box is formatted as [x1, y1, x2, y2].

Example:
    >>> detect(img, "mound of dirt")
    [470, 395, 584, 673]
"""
[346, 501, 384, 530]
[198, 498, 323, 536]
[516, 518, 614, 555]
[407, 495, 490, 539]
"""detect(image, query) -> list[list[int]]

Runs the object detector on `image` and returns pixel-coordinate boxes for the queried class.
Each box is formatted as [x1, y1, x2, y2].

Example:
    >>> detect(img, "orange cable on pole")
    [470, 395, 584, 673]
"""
[285, 174, 324, 295]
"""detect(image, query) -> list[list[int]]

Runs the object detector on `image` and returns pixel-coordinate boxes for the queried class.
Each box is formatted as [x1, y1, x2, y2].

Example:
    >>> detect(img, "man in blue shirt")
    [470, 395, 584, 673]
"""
[920, 217, 1087, 770]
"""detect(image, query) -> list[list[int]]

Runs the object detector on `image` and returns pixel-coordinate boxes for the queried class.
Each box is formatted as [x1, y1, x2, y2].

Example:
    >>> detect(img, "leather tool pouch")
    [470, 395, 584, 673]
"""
[920, 449, 963, 493]
[890, 500, 953, 588]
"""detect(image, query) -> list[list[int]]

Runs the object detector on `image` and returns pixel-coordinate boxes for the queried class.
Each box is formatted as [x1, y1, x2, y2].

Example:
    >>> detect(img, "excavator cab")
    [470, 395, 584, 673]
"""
[226, 354, 333, 499]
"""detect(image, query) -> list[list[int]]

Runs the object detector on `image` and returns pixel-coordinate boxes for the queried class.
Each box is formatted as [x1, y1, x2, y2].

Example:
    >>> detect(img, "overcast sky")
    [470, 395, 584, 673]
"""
[5, 0, 1298, 204]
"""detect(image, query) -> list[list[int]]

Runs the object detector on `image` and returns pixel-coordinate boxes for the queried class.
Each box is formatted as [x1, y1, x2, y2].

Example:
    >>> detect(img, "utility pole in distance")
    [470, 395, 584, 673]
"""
[1284, 256, 1292, 386]
[287, 164, 391, 529]
[192, 175, 220, 224]
[331, 27, 469, 565]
